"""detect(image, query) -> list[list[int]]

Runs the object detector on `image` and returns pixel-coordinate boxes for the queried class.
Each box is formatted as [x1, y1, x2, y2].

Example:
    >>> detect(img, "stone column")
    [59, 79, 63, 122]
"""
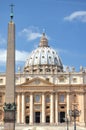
[67, 93, 70, 116]
[17, 93, 21, 123]
[30, 93, 33, 124]
[79, 93, 85, 126]
[50, 92, 54, 124]
[42, 93, 45, 123]
[55, 93, 58, 124]
[21, 93, 25, 124]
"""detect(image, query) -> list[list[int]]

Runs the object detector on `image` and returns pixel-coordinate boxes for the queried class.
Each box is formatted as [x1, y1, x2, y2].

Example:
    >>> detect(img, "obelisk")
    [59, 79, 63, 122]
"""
[4, 4, 16, 130]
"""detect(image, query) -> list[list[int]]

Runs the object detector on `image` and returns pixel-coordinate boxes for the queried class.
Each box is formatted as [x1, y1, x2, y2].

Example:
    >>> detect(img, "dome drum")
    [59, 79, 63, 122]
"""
[24, 64, 63, 74]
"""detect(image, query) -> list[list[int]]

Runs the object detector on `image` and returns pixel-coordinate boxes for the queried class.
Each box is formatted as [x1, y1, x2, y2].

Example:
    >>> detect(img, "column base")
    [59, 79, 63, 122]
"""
[55, 122, 58, 125]
[41, 122, 46, 125]
[29, 123, 34, 125]
[21, 123, 25, 125]
[79, 122, 86, 126]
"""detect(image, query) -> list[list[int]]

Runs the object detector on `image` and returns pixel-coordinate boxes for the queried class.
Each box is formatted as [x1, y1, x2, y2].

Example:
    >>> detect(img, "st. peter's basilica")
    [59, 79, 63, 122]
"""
[0, 19, 86, 127]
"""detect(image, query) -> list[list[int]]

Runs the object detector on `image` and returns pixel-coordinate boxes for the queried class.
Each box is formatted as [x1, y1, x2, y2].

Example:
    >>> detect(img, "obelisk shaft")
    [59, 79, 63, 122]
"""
[4, 21, 15, 130]
[6, 22, 15, 103]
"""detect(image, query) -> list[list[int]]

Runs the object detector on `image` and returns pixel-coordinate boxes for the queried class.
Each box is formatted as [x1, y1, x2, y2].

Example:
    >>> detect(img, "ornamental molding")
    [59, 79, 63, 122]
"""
[16, 85, 85, 93]
[17, 77, 54, 87]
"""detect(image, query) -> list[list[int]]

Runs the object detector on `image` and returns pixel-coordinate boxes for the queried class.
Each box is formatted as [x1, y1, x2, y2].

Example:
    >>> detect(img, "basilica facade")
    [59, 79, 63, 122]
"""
[0, 32, 86, 126]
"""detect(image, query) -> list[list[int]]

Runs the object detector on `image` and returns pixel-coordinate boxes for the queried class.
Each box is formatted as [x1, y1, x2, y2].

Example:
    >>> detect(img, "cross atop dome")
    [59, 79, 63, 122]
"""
[39, 32, 49, 47]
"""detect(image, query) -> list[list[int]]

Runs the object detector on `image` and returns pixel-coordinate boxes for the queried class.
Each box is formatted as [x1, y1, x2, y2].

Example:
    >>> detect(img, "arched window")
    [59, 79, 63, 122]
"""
[46, 95, 50, 103]
[59, 95, 64, 103]
[25, 95, 30, 103]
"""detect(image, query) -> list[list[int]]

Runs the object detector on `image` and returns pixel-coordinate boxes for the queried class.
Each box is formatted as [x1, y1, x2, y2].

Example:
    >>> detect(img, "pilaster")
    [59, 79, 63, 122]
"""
[55, 93, 58, 124]
[67, 92, 70, 117]
[30, 93, 33, 124]
[79, 93, 85, 126]
[21, 93, 25, 124]
[42, 93, 45, 123]
[17, 93, 20, 123]
[50, 92, 54, 124]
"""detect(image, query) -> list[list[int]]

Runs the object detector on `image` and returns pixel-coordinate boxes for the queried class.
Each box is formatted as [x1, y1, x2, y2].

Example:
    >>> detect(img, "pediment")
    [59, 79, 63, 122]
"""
[21, 77, 54, 87]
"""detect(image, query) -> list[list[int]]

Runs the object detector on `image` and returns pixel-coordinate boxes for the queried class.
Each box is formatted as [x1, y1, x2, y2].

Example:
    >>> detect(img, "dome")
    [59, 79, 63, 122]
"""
[24, 33, 63, 73]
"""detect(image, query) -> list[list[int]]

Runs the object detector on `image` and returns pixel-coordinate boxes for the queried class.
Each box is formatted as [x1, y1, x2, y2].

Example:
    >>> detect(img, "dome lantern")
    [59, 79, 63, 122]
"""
[39, 33, 49, 47]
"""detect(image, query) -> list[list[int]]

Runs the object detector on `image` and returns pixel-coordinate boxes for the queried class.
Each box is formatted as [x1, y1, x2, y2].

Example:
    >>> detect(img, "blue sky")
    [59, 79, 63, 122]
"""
[0, 0, 86, 72]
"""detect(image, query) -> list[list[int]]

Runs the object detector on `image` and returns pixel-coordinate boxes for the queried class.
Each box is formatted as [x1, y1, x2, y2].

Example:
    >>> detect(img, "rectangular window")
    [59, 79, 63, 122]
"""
[73, 78, 77, 83]
[26, 78, 29, 82]
[59, 78, 64, 82]
[59, 95, 64, 102]
[46, 95, 50, 103]
[26, 106, 29, 109]
[0, 79, 3, 83]
[25, 96, 30, 103]
[46, 78, 49, 81]
[34, 94, 41, 103]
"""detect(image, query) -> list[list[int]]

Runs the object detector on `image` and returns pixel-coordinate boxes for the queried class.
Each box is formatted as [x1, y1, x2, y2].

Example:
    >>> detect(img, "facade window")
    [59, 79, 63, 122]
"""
[0, 79, 3, 83]
[46, 106, 50, 109]
[52, 51, 54, 54]
[60, 106, 65, 109]
[25, 96, 30, 103]
[55, 57, 57, 60]
[46, 78, 49, 81]
[26, 78, 29, 82]
[73, 78, 77, 83]
[34, 95, 41, 103]
[40, 69, 43, 72]
[59, 78, 64, 82]
[59, 95, 64, 103]
[42, 56, 45, 58]
[46, 69, 50, 72]
[46, 95, 50, 103]
[26, 106, 29, 109]
[73, 94, 77, 103]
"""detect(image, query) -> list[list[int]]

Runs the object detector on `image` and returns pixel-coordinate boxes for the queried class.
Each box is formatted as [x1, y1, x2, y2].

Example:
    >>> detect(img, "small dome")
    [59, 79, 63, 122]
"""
[24, 33, 63, 72]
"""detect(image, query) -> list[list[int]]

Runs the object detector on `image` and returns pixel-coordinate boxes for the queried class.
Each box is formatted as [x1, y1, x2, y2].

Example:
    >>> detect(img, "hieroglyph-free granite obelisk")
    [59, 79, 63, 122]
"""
[4, 5, 16, 130]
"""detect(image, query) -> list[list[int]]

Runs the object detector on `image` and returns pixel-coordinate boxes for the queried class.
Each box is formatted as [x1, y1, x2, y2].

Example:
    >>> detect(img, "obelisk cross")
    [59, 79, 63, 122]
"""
[10, 4, 14, 21]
